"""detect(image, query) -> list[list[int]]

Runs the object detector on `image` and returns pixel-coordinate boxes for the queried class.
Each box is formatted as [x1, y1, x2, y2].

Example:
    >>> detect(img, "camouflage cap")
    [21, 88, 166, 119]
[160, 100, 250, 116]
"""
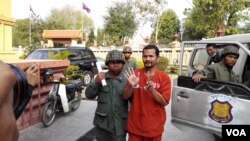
[221, 46, 239, 58]
[123, 46, 132, 53]
[105, 50, 125, 65]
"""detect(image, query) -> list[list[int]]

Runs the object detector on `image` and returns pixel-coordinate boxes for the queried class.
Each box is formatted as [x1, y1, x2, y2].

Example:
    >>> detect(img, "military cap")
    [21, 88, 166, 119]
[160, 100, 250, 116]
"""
[221, 46, 239, 58]
[105, 50, 125, 65]
[123, 46, 132, 53]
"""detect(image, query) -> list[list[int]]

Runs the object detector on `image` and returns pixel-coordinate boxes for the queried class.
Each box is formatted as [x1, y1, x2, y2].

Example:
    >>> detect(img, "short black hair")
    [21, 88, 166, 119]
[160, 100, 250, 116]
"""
[206, 44, 216, 48]
[143, 45, 159, 57]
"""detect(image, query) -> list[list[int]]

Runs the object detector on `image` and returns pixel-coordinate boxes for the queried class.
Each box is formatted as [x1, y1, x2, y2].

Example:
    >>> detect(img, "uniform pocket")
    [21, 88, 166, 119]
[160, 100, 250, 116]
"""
[94, 111, 108, 129]
[96, 111, 108, 117]
[96, 97, 108, 113]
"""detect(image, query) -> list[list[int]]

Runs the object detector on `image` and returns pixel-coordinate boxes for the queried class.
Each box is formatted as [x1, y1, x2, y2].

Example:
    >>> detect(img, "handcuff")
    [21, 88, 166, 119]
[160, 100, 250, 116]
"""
[132, 83, 139, 88]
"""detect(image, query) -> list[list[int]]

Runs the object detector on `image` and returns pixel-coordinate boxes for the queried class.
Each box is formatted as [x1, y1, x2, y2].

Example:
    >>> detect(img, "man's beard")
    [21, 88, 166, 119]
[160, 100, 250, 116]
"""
[125, 56, 129, 60]
[144, 62, 154, 69]
[109, 68, 122, 76]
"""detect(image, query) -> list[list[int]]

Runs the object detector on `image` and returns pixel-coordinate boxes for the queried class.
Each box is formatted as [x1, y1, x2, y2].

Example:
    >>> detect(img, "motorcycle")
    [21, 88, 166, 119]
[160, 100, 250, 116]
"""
[41, 69, 83, 127]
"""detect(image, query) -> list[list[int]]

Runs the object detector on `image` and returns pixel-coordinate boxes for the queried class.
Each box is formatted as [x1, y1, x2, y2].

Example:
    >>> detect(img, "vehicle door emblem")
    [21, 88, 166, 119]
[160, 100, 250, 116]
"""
[208, 99, 233, 124]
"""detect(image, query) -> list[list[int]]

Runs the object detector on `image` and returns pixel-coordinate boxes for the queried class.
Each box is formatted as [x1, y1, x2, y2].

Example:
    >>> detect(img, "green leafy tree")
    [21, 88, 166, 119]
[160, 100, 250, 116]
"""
[13, 15, 44, 47]
[132, 0, 168, 42]
[86, 28, 95, 47]
[103, 1, 137, 46]
[96, 28, 104, 46]
[183, 0, 250, 40]
[151, 9, 180, 44]
[133, 0, 167, 25]
[44, 5, 93, 33]
[13, 19, 29, 46]
[31, 15, 45, 45]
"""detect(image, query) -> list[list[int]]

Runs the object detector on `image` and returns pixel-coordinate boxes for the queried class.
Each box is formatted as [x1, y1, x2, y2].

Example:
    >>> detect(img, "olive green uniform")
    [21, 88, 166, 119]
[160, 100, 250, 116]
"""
[203, 61, 238, 82]
[123, 58, 136, 72]
[85, 72, 128, 141]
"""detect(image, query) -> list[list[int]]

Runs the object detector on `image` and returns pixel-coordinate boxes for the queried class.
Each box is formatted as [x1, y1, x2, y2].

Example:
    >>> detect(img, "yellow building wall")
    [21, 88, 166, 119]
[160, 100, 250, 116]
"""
[0, 0, 11, 17]
[0, 0, 17, 60]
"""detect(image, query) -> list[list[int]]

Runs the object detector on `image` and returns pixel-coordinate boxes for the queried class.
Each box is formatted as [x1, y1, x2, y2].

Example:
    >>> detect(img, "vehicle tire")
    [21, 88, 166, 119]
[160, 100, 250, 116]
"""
[42, 101, 56, 127]
[71, 91, 81, 111]
[81, 71, 93, 86]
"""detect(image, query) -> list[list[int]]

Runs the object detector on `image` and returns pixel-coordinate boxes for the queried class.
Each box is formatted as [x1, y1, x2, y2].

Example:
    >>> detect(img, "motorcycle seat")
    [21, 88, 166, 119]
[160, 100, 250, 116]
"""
[66, 83, 77, 90]
[70, 79, 83, 86]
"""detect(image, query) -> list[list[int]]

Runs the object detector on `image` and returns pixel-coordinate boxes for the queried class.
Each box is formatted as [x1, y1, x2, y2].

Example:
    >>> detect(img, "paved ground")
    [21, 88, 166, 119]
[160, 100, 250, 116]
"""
[18, 75, 219, 141]
[18, 100, 218, 141]
[19, 100, 96, 141]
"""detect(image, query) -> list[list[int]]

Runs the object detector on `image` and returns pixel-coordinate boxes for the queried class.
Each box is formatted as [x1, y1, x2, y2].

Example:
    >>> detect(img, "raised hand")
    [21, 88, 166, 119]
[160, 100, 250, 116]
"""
[124, 67, 139, 86]
[95, 72, 105, 83]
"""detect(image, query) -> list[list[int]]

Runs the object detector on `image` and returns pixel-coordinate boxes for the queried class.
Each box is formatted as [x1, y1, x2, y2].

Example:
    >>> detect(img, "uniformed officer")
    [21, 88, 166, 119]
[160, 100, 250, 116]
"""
[192, 45, 239, 83]
[85, 50, 128, 141]
[122, 46, 137, 71]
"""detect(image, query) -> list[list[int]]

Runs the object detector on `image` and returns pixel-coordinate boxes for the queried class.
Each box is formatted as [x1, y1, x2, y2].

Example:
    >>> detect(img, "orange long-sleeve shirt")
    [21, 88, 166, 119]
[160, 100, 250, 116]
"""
[125, 68, 171, 137]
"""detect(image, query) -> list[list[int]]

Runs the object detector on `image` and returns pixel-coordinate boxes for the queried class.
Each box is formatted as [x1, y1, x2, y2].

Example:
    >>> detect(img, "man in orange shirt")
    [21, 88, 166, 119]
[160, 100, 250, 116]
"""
[123, 45, 171, 141]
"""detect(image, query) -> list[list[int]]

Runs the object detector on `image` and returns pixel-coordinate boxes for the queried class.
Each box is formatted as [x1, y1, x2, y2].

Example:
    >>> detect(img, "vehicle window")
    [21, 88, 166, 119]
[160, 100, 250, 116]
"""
[69, 49, 82, 59]
[80, 50, 93, 59]
[26, 50, 50, 59]
[191, 48, 209, 71]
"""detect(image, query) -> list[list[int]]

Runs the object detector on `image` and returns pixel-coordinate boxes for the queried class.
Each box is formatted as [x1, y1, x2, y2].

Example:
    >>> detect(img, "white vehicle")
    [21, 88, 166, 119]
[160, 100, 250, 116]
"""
[171, 34, 250, 138]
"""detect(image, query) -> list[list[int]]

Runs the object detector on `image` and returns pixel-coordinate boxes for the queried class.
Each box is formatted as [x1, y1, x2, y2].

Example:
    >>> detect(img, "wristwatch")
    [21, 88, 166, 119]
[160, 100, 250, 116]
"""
[132, 84, 139, 88]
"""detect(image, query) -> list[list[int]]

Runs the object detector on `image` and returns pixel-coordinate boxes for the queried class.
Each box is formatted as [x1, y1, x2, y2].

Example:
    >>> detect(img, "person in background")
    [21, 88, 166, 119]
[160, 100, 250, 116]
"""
[0, 61, 38, 141]
[206, 44, 221, 64]
[85, 50, 128, 141]
[192, 45, 239, 83]
[123, 46, 137, 71]
[123, 45, 171, 141]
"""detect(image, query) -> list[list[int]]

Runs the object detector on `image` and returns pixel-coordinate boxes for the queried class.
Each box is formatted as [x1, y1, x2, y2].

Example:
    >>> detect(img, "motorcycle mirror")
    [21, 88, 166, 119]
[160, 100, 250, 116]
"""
[42, 69, 54, 83]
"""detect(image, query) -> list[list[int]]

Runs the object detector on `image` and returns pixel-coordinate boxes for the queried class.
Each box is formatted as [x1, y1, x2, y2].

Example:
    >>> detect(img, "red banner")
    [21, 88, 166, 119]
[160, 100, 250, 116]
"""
[82, 2, 90, 13]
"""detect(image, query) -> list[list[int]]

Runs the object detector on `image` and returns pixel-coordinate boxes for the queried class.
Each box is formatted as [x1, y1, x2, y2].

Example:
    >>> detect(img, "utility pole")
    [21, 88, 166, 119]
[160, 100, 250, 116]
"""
[29, 14, 32, 46]
[82, 12, 84, 46]
[180, 18, 185, 42]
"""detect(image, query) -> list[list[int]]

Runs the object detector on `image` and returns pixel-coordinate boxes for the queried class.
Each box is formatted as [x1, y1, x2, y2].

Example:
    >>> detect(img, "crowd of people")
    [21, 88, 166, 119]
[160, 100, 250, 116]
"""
[1, 43, 242, 141]
[85, 43, 241, 141]
[0, 44, 171, 141]
[86, 44, 171, 141]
